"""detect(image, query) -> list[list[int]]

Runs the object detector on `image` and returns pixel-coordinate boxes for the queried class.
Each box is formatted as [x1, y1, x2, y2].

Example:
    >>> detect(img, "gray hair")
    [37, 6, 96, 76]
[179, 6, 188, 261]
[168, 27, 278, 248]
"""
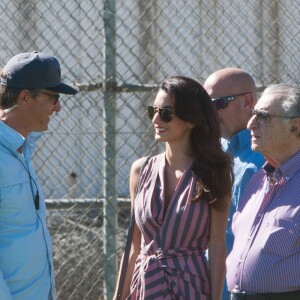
[262, 83, 300, 117]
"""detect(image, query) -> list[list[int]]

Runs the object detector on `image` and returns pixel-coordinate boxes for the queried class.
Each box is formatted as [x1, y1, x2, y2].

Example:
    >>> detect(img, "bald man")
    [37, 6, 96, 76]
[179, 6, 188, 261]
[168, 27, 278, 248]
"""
[204, 68, 265, 299]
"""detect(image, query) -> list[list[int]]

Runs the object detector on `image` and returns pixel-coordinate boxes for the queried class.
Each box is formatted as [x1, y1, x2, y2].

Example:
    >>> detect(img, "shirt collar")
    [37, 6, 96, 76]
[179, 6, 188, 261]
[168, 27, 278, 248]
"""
[263, 150, 300, 182]
[222, 129, 251, 153]
[0, 121, 42, 154]
[0, 121, 25, 152]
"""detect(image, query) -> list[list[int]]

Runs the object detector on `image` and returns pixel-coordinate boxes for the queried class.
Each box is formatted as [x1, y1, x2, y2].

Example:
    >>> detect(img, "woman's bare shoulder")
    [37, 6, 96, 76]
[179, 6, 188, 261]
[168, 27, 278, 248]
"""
[131, 157, 148, 175]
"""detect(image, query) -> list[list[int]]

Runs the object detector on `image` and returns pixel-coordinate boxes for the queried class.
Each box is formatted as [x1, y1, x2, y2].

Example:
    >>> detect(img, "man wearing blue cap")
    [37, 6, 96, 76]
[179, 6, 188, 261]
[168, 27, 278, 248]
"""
[0, 51, 79, 300]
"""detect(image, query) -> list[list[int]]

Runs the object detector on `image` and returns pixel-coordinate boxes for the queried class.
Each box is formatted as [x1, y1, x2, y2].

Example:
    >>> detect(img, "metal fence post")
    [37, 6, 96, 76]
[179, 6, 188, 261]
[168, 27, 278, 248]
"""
[258, 0, 279, 84]
[103, 0, 117, 299]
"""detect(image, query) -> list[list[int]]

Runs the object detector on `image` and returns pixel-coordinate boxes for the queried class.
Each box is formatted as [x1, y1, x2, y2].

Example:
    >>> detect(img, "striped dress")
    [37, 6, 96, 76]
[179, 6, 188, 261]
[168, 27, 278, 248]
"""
[128, 153, 211, 299]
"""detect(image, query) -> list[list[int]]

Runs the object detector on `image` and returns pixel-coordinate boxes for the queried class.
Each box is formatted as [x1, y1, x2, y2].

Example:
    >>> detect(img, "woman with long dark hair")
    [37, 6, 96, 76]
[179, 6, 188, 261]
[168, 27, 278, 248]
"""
[115, 76, 233, 299]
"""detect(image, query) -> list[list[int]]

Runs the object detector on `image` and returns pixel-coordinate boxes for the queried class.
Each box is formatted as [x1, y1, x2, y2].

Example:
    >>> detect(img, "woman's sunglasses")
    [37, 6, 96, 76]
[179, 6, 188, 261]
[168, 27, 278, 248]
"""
[212, 92, 250, 110]
[147, 106, 174, 123]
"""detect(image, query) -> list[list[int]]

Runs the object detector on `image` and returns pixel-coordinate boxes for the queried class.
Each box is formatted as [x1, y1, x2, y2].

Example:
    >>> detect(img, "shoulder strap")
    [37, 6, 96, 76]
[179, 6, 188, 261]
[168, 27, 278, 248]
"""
[134, 156, 151, 195]
[116, 156, 150, 300]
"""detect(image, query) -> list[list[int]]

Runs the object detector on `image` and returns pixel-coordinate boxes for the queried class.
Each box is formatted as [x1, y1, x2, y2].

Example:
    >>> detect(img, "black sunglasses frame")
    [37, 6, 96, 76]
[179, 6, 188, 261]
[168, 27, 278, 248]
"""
[251, 109, 298, 122]
[212, 92, 250, 110]
[40, 91, 60, 105]
[147, 106, 174, 123]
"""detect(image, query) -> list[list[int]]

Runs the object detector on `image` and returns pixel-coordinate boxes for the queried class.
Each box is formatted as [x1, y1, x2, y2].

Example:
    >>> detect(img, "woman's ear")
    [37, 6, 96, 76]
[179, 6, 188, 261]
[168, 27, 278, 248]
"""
[188, 122, 195, 129]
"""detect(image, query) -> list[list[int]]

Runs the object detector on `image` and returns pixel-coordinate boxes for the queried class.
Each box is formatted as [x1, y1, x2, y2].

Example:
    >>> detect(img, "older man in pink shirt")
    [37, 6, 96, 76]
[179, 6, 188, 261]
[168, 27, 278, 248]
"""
[227, 84, 300, 300]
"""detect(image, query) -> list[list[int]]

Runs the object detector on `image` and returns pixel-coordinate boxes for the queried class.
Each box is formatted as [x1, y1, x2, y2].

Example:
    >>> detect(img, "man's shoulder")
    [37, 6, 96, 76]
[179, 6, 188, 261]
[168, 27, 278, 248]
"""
[233, 147, 265, 171]
[242, 149, 265, 167]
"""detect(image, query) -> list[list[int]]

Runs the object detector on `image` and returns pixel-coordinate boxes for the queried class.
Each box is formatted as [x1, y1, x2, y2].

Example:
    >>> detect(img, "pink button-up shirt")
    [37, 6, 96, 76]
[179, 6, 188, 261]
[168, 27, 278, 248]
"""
[226, 150, 300, 293]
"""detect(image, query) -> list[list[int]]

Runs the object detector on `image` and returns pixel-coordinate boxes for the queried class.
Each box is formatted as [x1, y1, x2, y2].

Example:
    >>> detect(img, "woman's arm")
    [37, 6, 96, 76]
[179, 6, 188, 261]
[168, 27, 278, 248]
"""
[208, 195, 230, 300]
[113, 157, 145, 300]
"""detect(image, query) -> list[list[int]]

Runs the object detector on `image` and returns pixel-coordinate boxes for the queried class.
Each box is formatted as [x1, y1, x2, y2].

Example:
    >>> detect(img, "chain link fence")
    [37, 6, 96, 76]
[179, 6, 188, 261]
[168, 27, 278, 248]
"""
[1, 0, 300, 299]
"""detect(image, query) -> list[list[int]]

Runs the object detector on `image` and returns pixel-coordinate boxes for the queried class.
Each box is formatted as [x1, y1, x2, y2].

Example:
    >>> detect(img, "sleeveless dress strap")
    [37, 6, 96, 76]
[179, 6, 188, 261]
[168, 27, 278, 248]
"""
[116, 156, 150, 300]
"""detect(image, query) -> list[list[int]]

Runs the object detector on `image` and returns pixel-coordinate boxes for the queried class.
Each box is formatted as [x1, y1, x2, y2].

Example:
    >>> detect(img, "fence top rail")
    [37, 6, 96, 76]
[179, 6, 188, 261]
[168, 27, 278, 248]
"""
[75, 82, 160, 92]
[46, 198, 131, 209]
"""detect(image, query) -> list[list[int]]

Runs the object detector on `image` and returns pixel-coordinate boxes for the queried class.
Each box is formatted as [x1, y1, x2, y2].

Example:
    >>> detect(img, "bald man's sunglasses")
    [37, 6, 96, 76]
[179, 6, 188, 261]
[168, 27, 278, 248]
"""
[148, 105, 174, 123]
[212, 92, 250, 110]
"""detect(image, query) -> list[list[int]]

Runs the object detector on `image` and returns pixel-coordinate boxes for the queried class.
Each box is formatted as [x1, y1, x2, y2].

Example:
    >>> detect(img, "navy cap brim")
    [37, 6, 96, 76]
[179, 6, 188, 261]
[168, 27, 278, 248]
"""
[46, 83, 79, 95]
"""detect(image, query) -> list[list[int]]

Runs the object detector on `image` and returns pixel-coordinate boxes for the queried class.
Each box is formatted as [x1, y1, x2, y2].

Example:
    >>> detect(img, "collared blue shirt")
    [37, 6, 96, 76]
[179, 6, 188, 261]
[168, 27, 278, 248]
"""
[0, 122, 56, 300]
[222, 129, 265, 255]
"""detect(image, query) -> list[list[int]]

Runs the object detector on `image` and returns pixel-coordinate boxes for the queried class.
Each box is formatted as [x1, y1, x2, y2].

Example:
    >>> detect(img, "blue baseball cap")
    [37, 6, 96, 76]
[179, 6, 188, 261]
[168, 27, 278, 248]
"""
[0, 51, 79, 94]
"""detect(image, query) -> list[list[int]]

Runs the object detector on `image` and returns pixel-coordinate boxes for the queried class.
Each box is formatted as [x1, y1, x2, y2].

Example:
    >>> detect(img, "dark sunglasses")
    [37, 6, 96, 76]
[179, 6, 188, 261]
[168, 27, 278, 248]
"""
[40, 91, 60, 105]
[147, 105, 174, 123]
[212, 92, 250, 110]
[251, 109, 298, 122]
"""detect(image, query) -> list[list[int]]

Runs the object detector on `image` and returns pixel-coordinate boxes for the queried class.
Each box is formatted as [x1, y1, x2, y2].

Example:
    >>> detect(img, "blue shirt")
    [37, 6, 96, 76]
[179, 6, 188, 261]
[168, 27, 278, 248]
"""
[0, 122, 56, 300]
[222, 129, 265, 255]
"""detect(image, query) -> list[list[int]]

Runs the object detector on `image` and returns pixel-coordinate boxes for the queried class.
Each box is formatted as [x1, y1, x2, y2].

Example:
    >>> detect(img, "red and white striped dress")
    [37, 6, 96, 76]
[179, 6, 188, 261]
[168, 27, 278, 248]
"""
[128, 153, 211, 299]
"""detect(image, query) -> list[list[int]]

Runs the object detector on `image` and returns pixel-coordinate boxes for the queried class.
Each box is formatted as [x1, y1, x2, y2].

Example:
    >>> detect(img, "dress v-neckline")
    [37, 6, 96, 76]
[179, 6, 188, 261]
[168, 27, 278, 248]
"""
[160, 155, 194, 219]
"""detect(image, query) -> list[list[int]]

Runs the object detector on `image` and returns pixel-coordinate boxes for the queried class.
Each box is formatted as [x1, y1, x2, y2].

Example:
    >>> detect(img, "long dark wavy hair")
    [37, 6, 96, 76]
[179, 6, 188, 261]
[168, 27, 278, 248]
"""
[161, 76, 233, 210]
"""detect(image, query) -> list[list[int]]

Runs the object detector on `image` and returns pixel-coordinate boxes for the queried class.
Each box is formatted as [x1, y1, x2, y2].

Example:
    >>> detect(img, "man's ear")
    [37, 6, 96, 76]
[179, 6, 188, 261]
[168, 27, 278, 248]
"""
[243, 92, 254, 111]
[18, 89, 30, 107]
[290, 118, 300, 137]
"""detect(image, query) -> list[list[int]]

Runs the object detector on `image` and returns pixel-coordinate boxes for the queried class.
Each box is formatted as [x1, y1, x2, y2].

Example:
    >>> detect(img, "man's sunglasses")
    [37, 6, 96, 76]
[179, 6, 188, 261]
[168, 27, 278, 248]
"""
[212, 92, 250, 110]
[251, 109, 298, 122]
[147, 105, 174, 123]
[40, 90, 60, 105]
